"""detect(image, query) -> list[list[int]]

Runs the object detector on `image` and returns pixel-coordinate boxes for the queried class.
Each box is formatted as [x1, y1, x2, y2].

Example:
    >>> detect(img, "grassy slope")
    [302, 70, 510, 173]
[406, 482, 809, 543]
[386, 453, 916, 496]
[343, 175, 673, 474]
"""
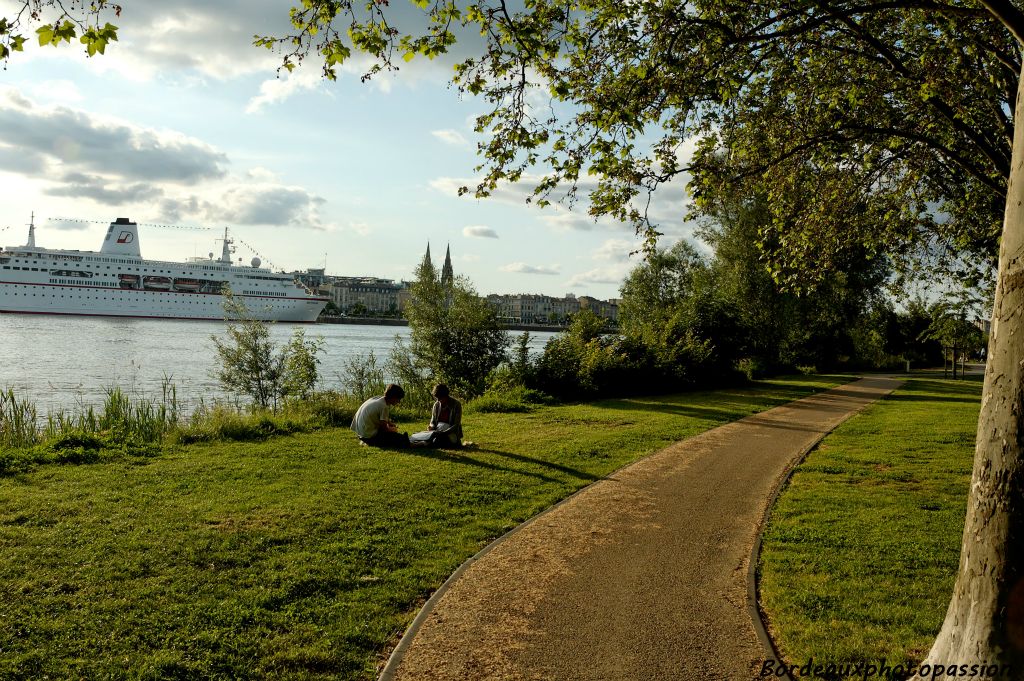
[759, 377, 982, 669]
[0, 375, 846, 681]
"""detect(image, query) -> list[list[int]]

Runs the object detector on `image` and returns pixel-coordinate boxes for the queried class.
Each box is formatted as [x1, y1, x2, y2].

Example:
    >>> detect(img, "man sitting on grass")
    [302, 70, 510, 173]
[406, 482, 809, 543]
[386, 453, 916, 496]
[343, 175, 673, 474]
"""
[350, 383, 410, 448]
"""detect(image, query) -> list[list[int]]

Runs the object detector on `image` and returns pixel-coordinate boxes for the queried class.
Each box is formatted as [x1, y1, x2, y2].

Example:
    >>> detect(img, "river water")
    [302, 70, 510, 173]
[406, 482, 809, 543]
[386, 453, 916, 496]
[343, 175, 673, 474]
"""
[0, 314, 560, 417]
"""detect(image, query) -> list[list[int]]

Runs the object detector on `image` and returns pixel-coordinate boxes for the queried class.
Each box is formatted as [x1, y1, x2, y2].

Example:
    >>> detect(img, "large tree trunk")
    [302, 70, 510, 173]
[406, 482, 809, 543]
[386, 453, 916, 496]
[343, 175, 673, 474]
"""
[923, 72, 1024, 678]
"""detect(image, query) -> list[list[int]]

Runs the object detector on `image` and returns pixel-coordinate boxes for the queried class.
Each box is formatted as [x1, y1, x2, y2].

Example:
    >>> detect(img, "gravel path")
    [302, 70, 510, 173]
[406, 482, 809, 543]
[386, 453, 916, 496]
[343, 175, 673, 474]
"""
[382, 376, 904, 681]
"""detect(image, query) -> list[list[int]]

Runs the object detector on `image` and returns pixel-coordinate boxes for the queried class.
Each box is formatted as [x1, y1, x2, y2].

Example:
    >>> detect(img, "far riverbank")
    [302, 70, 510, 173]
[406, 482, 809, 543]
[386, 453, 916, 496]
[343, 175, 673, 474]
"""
[317, 316, 568, 333]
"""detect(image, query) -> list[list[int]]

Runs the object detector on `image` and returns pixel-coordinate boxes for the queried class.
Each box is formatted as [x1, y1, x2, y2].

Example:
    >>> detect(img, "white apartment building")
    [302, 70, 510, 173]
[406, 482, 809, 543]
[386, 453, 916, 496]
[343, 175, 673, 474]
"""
[324, 277, 410, 315]
[486, 292, 617, 324]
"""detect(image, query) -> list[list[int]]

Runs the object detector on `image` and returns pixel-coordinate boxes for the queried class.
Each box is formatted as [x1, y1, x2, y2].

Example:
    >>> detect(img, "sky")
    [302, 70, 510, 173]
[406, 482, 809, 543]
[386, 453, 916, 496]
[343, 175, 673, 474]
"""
[0, 0, 694, 300]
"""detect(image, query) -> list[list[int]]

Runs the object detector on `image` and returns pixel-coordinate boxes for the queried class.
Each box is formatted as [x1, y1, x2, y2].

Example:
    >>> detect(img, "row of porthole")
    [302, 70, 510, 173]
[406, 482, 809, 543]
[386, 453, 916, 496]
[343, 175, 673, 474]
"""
[8, 284, 284, 297]
[12, 259, 186, 275]
[5, 289, 289, 305]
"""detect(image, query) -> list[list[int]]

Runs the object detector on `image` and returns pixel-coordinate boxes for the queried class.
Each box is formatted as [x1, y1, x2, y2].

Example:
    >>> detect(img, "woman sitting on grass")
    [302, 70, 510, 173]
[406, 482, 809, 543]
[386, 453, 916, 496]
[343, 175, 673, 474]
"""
[427, 383, 463, 447]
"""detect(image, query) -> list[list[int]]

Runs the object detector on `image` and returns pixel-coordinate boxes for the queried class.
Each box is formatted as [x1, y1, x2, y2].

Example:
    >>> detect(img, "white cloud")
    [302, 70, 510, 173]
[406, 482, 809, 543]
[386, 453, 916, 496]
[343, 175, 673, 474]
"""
[246, 167, 279, 182]
[594, 239, 637, 262]
[500, 262, 560, 275]
[0, 89, 335, 230]
[26, 80, 85, 104]
[430, 173, 631, 233]
[203, 184, 327, 228]
[567, 266, 630, 287]
[463, 225, 498, 239]
[45, 174, 164, 204]
[247, 69, 324, 113]
[538, 211, 602, 232]
[432, 129, 470, 147]
[0, 90, 228, 186]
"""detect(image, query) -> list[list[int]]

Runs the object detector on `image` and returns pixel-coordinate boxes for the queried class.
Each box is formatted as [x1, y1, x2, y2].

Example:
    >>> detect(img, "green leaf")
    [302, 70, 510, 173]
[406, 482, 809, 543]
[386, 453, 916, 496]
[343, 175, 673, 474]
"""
[36, 25, 55, 46]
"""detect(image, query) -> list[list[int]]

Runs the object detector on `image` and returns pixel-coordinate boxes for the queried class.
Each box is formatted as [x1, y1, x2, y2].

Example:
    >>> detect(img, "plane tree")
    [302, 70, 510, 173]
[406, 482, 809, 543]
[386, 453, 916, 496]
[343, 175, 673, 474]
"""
[261, 0, 1023, 671]
[5, 0, 1024, 672]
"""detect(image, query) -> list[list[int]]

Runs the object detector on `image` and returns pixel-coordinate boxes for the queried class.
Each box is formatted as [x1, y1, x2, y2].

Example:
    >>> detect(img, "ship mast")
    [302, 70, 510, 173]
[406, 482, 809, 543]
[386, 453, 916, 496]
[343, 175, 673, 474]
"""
[26, 212, 35, 248]
[216, 227, 235, 264]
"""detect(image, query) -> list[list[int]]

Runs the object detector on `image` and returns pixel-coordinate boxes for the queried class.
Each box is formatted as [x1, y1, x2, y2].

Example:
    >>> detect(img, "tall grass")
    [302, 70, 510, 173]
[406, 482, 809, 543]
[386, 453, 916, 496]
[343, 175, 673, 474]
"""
[0, 388, 39, 449]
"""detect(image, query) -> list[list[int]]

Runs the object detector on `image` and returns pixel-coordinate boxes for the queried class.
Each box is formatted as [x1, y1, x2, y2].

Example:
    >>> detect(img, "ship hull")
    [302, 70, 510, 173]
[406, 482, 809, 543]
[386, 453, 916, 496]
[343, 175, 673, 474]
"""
[0, 281, 325, 322]
[0, 217, 328, 323]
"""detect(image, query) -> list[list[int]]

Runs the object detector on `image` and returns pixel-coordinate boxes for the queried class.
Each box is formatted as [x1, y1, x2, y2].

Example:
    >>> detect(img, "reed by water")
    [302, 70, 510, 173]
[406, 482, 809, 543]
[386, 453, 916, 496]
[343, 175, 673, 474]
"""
[0, 380, 372, 475]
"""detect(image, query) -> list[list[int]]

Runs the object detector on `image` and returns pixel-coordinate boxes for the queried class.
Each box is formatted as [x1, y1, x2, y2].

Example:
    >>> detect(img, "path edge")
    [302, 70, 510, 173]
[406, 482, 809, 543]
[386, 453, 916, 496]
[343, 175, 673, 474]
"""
[376, 461, 608, 680]
[744, 374, 905, 680]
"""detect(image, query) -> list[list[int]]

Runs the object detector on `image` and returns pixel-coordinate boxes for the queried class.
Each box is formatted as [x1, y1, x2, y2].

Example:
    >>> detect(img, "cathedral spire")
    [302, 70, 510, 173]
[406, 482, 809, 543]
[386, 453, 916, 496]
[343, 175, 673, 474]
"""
[422, 242, 433, 270]
[441, 244, 454, 287]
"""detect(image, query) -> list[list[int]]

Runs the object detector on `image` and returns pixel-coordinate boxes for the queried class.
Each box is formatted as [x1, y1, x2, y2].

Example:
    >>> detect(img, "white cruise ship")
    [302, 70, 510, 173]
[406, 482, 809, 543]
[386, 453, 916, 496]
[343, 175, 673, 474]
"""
[0, 217, 328, 322]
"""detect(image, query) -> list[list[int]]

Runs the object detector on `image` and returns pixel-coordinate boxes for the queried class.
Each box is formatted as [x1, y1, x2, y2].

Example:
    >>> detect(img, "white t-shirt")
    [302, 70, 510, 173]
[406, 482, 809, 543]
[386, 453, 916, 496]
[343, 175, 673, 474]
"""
[351, 396, 389, 439]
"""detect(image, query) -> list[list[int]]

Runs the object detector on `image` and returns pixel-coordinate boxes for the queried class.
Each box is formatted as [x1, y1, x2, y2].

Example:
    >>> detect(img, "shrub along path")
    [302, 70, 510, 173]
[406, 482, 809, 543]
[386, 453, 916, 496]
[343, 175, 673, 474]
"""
[383, 376, 903, 681]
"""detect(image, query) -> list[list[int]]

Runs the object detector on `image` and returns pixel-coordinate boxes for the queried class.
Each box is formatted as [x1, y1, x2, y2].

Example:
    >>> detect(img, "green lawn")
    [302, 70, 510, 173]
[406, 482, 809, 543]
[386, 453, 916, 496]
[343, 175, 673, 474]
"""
[1, 375, 846, 680]
[759, 376, 982, 670]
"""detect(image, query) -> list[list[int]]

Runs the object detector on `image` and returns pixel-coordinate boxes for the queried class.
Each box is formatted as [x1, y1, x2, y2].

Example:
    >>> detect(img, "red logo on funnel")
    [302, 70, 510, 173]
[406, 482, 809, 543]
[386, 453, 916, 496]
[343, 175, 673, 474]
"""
[117, 232, 134, 244]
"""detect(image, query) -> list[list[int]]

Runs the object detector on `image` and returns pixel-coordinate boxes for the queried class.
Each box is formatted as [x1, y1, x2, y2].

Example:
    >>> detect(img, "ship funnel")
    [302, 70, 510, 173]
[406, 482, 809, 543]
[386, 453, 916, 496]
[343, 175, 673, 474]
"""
[100, 217, 142, 257]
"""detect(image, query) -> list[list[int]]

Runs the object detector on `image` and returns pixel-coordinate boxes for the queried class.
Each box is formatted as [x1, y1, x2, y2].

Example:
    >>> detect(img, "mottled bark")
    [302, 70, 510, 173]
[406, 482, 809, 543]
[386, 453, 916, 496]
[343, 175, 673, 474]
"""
[923, 69, 1024, 678]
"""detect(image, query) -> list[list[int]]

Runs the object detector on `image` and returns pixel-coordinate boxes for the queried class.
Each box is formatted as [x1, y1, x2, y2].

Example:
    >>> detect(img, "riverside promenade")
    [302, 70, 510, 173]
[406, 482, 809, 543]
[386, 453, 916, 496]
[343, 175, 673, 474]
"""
[380, 376, 904, 681]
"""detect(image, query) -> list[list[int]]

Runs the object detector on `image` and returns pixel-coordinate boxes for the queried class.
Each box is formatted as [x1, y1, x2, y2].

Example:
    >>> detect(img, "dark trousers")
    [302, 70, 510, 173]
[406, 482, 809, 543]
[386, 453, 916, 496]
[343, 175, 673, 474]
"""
[361, 429, 410, 449]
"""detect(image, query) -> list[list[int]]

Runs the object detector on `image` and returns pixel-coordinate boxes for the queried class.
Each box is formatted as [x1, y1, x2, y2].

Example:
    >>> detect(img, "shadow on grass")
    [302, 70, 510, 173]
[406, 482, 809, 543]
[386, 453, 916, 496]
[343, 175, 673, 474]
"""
[472, 446, 602, 483]
[586, 399, 760, 422]
[395, 445, 600, 485]
[590, 386, 848, 422]
[886, 393, 981, 404]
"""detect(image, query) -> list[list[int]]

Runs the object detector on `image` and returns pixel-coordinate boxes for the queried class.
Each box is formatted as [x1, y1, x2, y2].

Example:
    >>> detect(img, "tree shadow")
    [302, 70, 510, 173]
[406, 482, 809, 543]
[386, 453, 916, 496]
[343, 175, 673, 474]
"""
[736, 415, 833, 434]
[471, 446, 602, 482]
[395, 445, 600, 485]
[885, 393, 981, 404]
[586, 399, 761, 422]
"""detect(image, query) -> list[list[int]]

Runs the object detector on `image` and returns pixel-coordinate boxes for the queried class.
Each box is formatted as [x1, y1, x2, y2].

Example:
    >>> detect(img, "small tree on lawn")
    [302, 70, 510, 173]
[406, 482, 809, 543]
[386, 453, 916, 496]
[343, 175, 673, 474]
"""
[402, 253, 509, 398]
[211, 290, 324, 411]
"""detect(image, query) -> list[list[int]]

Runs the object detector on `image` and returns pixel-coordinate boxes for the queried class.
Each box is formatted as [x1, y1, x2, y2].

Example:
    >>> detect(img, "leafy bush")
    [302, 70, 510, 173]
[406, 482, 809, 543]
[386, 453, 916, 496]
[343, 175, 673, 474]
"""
[384, 339, 435, 416]
[0, 449, 35, 476]
[532, 310, 645, 398]
[211, 291, 325, 411]
[338, 351, 387, 402]
[467, 393, 535, 413]
[175, 405, 303, 444]
[469, 383, 553, 413]
[736, 357, 769, 381]
[289, 390, 360, 428]
[47, 430, 104, 452]
[48, 444, 104, 465]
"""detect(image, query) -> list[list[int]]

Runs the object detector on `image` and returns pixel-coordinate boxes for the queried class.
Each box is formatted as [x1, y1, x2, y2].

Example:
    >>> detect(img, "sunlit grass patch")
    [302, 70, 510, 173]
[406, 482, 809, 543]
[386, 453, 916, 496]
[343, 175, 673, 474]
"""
[759, 377, 981, 670]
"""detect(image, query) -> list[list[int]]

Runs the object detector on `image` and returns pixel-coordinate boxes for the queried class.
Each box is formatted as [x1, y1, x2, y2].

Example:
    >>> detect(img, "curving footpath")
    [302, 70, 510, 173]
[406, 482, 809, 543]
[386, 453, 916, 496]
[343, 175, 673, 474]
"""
[380, 376, 904, 681]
